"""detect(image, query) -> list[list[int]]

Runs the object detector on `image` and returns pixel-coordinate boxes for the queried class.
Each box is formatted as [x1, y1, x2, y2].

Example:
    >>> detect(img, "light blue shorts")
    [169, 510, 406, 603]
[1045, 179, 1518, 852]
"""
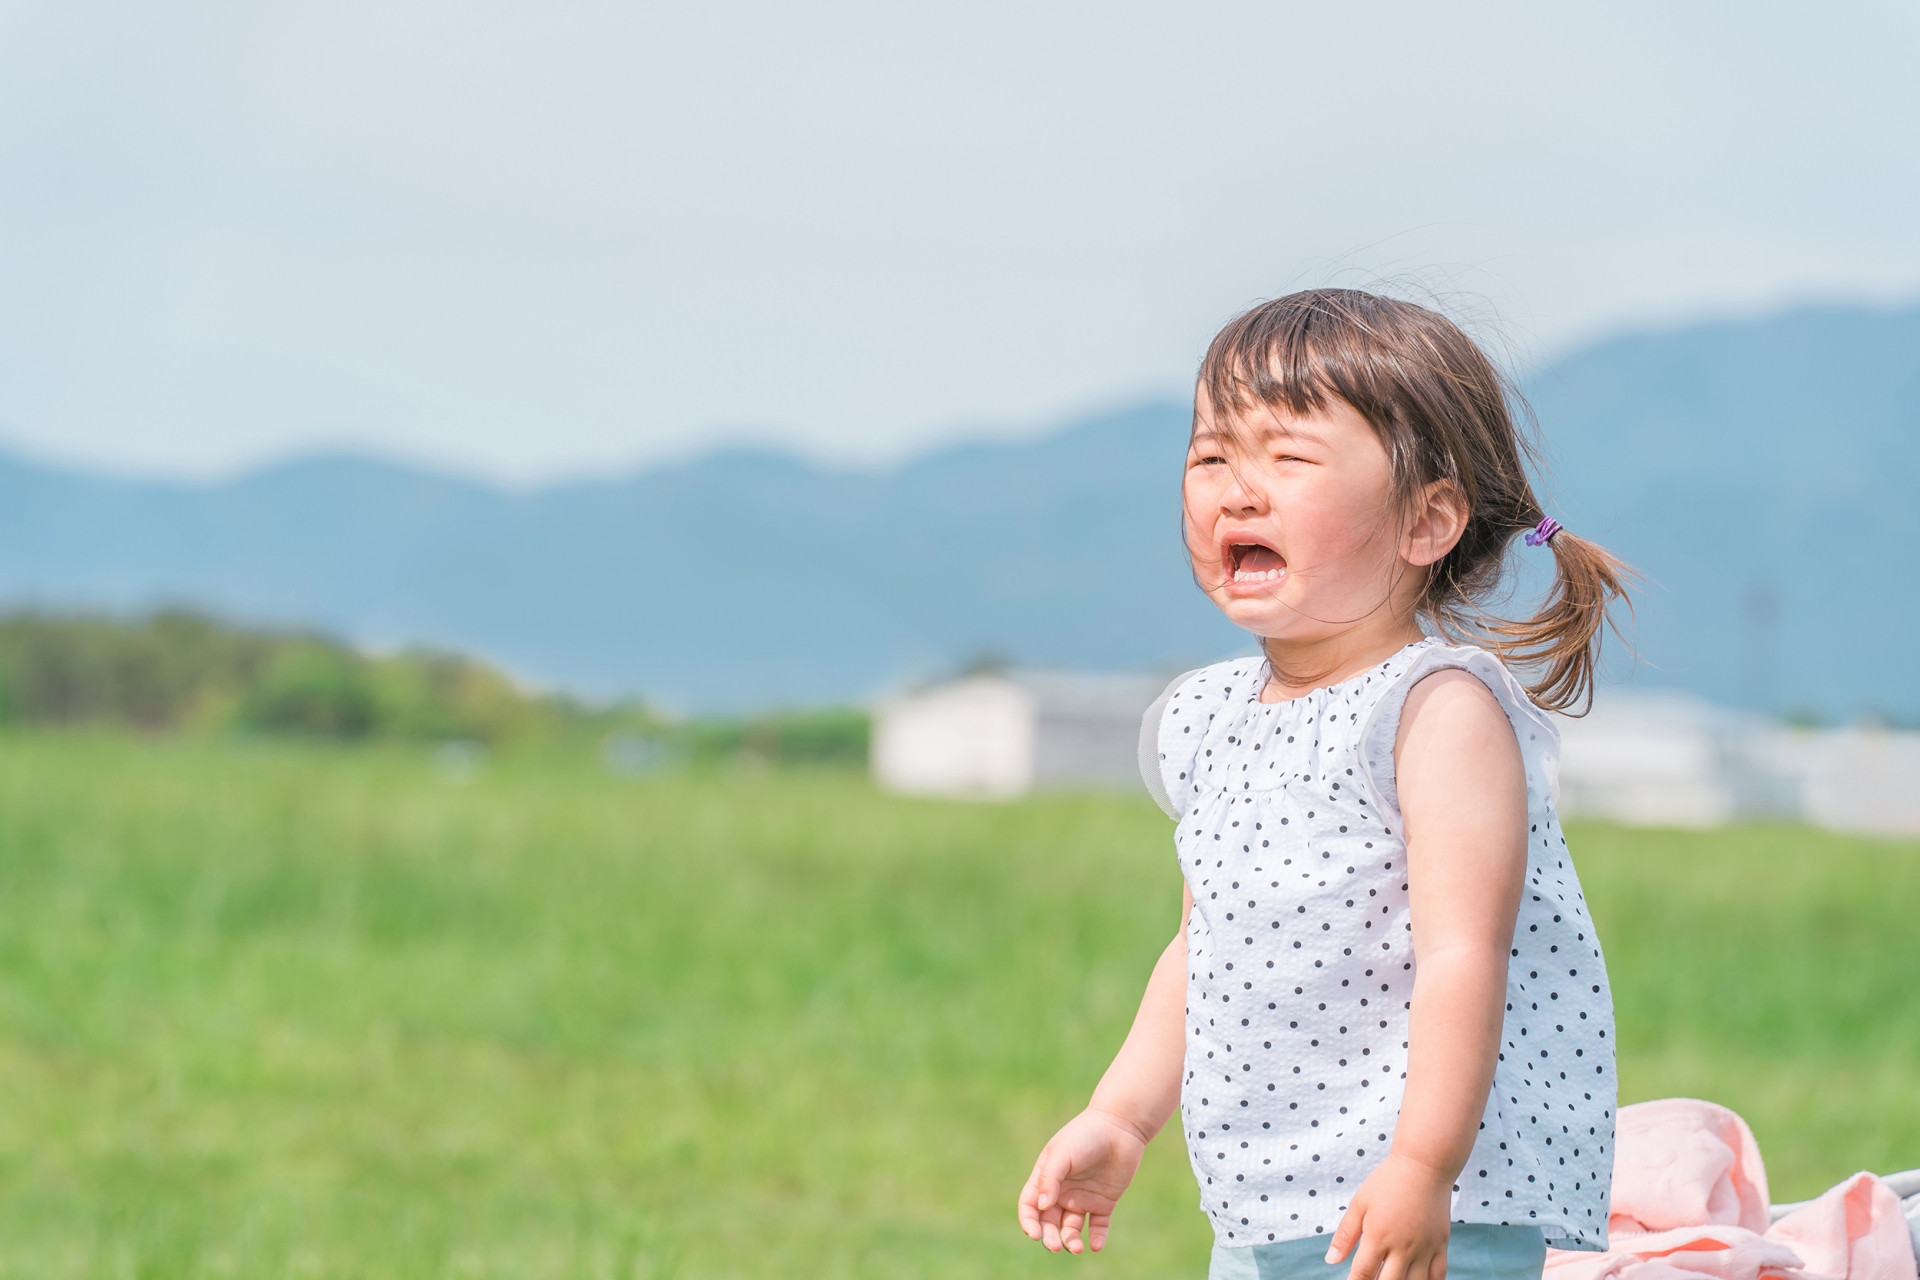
[1209, 1223, 1546, 1280]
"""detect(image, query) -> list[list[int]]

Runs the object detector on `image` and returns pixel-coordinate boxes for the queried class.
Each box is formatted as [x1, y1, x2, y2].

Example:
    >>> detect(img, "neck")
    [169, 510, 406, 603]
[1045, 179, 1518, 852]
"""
[1258, 617, 1427, 703]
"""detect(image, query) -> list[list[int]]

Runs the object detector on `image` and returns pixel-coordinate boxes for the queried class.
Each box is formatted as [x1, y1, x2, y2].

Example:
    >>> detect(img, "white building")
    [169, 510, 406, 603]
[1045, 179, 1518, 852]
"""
[1794, 727, 1920, 835]
[1553, 691, 1920, 835]
[870, 669, 1169, 799]
[1552, 693, 1797, 828]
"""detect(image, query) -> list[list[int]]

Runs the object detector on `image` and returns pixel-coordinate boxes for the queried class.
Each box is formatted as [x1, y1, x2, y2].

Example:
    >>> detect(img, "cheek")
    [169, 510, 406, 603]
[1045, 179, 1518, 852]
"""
[1180, 478, 1222, 556]
[1285, 481, 1394, 560]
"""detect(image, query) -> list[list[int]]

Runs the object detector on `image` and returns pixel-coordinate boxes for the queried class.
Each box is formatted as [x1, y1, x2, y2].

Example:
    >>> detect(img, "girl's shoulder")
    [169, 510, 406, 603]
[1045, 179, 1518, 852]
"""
[1357, 640, 1563, 820]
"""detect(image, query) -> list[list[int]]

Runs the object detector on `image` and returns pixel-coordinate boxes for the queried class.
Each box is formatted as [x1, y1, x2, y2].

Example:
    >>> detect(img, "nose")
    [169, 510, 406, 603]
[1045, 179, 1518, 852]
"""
[1220, 468, 1266, 516]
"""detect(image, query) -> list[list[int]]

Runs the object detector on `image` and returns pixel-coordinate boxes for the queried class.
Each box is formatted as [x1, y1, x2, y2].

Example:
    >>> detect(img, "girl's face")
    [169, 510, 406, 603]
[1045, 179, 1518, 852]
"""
[1183, 393, 1421, 643]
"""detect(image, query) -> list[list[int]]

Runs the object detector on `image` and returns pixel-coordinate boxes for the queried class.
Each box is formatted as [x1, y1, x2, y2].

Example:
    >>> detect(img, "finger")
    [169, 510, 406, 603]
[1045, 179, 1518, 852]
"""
[1017, 1169, 1044, 1238]
[1040, 1211, 1064, 1253]
[1327, 1205, 1364, 1263]
[1404, 1246, 1431, 1280]
[1017, 1156, 1058, 1238]
[1061, 1209, 1085, 1255]
[1089, 1210, 1113, 1253]
[1030, 1148, 1072, 1214]
[1429, 1243, 1449, 1280]
[1344, 1236, 1384, 1280]
[1373, 1244, 1408, 1280]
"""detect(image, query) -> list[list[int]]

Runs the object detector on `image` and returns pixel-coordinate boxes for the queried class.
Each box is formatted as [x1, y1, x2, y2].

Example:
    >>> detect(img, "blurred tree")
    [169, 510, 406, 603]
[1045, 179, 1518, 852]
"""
[0, 612, 550, 741]
[368, 649, 537, 744]
[0, 611, 870, 758]
[668, 706, 870, 768]
[238, 643, 378, 738]
[0, 611, 270, 728]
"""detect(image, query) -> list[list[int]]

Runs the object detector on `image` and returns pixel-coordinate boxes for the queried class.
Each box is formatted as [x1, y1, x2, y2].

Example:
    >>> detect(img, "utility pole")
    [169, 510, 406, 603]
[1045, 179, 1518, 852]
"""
[1737, 583, 1780, 716]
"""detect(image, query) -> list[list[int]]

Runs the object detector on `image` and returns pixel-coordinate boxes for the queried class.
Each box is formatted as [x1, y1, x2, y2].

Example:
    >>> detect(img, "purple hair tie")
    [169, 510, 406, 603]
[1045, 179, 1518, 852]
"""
[1524, 516, 1563, 547]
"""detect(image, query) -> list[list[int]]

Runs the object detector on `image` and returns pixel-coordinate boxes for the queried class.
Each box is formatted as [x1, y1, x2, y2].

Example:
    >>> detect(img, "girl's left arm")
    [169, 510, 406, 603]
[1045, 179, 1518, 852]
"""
[1327, 668, 1529, 1280]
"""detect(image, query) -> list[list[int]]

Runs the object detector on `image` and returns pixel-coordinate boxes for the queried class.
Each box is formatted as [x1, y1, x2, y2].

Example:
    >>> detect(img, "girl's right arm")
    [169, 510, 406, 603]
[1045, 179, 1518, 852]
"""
[1016, 881, 1193, 1255]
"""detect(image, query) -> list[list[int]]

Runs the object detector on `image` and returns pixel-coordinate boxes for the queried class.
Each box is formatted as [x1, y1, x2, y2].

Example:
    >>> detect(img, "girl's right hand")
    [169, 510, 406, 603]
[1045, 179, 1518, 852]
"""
[1016, 1108, 1149, 1255]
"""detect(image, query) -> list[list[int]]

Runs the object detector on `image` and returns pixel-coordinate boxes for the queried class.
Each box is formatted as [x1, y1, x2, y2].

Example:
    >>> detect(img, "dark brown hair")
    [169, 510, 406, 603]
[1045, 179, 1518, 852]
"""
[1195, 288, 1630, 714]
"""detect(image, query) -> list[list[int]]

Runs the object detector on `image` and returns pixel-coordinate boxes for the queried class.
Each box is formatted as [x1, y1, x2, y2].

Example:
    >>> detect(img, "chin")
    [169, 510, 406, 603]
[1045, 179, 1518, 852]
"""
[1216, 597, 1290, 636]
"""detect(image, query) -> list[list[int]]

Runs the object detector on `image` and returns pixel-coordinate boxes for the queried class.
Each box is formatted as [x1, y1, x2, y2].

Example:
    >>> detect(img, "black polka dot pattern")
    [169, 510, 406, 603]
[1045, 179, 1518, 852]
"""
[1157, 641, 1616, 1251]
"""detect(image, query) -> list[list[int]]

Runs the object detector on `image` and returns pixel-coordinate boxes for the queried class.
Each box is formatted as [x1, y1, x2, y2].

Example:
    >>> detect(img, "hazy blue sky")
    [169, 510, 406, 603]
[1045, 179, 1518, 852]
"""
[2, 1, 1915, 481]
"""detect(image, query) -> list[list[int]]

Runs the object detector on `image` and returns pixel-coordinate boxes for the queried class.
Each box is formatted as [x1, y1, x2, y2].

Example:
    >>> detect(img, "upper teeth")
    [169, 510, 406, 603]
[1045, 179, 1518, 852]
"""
[1234, 568, 1285, 582]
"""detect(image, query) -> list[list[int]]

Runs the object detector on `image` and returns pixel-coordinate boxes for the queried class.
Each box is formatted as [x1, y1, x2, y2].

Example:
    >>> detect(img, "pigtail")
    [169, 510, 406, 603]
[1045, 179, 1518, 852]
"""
[1486, 529, 1634, 715]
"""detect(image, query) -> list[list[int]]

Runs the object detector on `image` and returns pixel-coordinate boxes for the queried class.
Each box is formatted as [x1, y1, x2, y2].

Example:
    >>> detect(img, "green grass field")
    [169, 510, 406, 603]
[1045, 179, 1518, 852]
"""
[0, 733, 1914, 1278]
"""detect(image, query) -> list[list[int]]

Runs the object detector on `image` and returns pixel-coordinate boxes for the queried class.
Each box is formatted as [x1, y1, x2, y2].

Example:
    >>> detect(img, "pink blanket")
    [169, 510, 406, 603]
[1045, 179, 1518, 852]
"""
[1544, 1099, 1915, 1280]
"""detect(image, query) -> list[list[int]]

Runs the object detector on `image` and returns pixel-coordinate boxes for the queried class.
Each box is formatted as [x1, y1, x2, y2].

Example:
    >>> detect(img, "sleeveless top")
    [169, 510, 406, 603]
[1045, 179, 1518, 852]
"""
[1150, 639, 1616, 1252]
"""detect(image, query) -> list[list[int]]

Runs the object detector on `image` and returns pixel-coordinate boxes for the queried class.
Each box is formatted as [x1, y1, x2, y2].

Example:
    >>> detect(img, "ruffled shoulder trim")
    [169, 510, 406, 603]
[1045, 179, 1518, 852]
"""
[1152, 657, 1264, 817]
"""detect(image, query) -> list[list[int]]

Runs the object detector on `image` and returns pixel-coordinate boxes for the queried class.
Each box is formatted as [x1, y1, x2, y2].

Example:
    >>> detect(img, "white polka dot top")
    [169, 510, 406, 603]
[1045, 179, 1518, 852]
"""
[1154, 639, 1616, 1252]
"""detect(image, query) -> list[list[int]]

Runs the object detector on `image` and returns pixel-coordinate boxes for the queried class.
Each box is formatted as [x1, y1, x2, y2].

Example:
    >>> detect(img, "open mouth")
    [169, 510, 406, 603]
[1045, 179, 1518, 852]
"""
[1228, 542, 1287, 583]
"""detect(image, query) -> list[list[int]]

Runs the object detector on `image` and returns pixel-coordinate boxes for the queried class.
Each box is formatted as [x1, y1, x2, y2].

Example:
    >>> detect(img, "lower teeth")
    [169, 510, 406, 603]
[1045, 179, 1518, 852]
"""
[1234, 568, 1285, 583]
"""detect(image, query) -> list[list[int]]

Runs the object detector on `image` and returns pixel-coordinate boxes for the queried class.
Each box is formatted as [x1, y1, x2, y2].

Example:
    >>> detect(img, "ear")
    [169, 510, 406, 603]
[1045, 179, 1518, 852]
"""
[1401, 480, 1468, 567]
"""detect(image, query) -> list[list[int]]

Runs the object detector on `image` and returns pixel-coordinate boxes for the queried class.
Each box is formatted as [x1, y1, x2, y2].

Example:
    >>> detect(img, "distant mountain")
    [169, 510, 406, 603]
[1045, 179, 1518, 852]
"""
[0, 404, 1233, 710]
[1528, 304, 1919, 720]
[0, 302, 1913, 717]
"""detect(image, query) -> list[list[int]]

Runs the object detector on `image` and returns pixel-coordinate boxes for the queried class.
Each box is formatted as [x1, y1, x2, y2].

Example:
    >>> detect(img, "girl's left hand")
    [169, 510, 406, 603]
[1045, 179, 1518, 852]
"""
[1324, 1152, 1455, 1280]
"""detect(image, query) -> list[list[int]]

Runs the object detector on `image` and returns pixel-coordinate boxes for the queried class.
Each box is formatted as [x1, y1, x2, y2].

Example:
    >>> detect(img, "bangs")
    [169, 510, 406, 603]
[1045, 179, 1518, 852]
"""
[1198, 297, 1345, 426]
[1196, 288, 1415, 435]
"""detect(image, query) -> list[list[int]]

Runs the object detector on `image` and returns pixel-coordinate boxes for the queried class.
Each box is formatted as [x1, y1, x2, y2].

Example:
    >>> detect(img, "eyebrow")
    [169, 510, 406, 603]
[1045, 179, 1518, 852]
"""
[1189, 422, 1330, 448]
[1265, 422, 1330, 447]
